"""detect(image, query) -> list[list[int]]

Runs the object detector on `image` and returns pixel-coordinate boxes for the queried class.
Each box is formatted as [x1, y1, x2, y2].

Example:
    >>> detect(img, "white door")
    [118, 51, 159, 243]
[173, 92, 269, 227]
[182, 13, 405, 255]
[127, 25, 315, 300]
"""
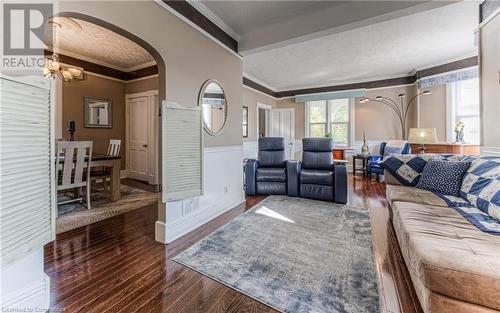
[269, 109, 295, 160]
[127, 96, 150, 181]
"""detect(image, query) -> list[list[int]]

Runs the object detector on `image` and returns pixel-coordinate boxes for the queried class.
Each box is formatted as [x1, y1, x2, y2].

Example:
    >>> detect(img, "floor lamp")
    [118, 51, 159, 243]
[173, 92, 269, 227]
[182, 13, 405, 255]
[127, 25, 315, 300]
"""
[359, 90, 431, 140]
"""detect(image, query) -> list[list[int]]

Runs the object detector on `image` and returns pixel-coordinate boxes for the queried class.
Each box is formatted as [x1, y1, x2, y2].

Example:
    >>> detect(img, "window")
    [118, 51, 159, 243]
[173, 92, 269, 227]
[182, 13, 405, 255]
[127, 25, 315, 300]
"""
[447, 78, 480, 144]
[306, 98, 353, 146]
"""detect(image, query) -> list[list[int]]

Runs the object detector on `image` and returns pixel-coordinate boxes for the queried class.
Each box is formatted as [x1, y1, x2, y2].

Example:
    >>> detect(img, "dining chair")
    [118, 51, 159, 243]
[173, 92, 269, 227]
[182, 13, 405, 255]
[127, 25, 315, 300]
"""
[56, 141, 93, 216]
[92, 139, 121, 191]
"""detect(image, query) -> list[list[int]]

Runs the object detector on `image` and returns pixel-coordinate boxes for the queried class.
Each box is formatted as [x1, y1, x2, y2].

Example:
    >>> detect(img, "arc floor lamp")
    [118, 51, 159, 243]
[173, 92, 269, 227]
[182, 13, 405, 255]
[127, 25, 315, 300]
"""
[359, 90, 431, 140]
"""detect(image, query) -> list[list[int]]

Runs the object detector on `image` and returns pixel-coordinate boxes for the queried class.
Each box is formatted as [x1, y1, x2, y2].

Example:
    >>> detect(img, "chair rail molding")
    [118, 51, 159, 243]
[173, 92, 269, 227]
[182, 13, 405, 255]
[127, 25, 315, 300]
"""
[481, 146, 500, 157]
[156, 144, 244, 243]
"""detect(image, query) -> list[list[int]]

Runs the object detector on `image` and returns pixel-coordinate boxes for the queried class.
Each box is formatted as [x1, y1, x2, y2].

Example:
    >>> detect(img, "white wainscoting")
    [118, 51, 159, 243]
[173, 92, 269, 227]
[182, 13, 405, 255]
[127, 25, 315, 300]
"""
[156, 145, 245, 243]
[481, 146, 500, 157]
[0, 249, 49, 311]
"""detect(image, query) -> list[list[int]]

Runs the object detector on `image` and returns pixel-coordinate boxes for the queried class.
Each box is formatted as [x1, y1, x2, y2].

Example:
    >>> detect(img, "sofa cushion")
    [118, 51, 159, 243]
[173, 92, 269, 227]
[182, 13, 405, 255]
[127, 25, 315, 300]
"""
[460, 157, 500, 221]
[300, 169, 333, 186]
[256, 167, 286, 182]
[391, 201, 500, 311]
[416, 160, 471, 196]
[386, 185, 448, 207]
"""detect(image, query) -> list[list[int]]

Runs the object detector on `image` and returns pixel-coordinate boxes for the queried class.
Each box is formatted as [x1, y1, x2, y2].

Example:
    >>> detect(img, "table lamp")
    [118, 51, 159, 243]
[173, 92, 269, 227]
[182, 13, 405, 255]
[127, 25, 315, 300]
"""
[408, 128, 437, 154]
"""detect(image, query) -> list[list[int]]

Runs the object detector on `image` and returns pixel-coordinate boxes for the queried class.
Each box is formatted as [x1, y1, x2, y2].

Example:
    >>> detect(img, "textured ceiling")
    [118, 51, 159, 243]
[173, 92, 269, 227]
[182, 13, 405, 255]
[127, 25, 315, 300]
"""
[46, 18, 155, 71]
[242, 1, 479, 91]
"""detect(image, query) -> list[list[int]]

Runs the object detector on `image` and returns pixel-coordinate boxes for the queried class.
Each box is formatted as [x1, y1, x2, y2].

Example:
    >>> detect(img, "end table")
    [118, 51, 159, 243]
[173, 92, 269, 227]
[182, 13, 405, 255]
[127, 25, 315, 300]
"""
[352, 154, 370, 177]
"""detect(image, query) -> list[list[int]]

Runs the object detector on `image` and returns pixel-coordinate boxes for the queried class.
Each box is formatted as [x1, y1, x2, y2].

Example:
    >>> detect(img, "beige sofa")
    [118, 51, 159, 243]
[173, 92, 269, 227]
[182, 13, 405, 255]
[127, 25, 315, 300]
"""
[385, 171, 500, 313]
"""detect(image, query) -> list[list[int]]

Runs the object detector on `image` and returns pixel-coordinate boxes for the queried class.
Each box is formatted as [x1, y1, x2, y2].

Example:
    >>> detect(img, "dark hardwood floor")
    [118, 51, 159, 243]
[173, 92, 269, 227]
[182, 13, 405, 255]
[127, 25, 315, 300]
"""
[45, 177, 417, 313]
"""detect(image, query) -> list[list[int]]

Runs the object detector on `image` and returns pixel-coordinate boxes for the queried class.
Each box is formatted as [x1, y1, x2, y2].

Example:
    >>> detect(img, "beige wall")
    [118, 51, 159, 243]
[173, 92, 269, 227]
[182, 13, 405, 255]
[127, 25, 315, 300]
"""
[62, 73, 126, 169]
[480, 12, 500, 148]
[59, 1, 243, 148]
[125, 76, 159, 94]
[242, 87, 276, 142]
[418, 84, 447, 142]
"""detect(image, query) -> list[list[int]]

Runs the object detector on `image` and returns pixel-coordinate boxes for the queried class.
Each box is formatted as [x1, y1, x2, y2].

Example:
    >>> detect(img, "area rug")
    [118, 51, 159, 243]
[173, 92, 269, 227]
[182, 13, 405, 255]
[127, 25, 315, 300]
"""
[56, 185, 158, 234]
[174, 196, 380, 313]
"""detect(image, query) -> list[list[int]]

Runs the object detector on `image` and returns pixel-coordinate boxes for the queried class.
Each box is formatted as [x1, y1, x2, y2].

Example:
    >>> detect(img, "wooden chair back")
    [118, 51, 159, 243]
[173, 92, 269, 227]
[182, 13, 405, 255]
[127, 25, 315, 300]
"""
[56, 141, 93, 191]
[107, 139, 121, 157]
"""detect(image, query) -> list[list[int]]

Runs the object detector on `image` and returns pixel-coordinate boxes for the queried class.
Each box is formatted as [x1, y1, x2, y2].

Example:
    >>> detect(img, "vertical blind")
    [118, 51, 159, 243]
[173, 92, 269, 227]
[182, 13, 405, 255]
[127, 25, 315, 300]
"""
[162, 101, 202, 202]
[0, 76, 53, 269]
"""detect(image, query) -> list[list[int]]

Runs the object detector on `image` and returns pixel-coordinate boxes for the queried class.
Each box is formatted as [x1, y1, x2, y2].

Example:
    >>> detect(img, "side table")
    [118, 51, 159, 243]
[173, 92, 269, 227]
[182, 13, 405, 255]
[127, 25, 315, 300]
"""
[352, 154, 370, 177]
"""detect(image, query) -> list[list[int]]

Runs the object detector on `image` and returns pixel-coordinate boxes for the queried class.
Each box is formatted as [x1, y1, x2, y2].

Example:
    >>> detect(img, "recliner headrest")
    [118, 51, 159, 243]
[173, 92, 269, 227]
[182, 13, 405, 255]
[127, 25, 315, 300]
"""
[302, 138, 333, 152]
[259, 137, 285, 151]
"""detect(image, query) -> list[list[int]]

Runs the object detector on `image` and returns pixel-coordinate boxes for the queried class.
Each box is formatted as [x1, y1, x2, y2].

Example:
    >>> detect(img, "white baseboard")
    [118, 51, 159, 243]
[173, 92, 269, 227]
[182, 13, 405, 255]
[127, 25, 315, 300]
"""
[159, 197, 245, 243]
[1, 276, 49, 311]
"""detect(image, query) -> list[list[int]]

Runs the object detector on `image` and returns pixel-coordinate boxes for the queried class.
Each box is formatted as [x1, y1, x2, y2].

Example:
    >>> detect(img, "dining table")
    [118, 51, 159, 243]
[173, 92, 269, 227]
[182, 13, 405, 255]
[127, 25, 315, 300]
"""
[58, 153, 122, 201]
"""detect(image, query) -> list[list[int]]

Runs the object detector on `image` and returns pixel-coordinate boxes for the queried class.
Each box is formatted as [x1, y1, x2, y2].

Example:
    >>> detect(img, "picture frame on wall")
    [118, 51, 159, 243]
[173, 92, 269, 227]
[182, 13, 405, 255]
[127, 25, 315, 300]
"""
[242, 106, 248, 138]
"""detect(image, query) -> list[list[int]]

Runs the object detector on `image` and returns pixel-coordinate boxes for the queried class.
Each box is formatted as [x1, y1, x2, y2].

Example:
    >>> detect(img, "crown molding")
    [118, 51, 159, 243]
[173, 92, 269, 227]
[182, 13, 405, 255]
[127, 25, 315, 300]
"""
[187, 0, 241, 41]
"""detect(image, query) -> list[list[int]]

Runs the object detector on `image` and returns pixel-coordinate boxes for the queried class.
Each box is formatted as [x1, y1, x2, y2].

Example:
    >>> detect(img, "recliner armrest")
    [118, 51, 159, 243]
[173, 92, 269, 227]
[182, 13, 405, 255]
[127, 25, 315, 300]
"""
[245, 159, 259, 195]
[334, 164, 348, 204]
[286, 160, 301, 197]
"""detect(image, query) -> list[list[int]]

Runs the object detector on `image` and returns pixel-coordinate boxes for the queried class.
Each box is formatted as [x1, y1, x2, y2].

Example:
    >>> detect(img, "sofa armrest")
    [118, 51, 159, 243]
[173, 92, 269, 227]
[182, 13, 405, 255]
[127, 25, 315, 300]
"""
[368, 154, 383, 163]
[244, 159, 259, 195]
[286, 160, 301, 197]
[334, 164, 348, 204]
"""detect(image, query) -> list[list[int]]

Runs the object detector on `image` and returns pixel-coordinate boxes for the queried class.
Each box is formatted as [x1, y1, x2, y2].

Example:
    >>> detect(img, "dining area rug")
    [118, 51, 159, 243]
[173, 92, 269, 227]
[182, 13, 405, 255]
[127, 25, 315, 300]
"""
[56, 185, 158, 234]
[174, 196, 380, 313]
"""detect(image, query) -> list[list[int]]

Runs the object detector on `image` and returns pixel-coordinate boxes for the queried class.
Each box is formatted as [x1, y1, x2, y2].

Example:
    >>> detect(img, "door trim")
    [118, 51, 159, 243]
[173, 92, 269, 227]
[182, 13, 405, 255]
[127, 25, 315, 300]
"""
[125, 90, 159, 184]
[256, 102, 272, 139]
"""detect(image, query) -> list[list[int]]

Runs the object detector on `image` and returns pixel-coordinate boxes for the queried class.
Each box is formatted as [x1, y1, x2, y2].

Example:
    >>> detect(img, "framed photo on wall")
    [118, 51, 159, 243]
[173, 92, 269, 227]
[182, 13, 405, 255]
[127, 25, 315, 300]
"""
[242, 106, 248, 138]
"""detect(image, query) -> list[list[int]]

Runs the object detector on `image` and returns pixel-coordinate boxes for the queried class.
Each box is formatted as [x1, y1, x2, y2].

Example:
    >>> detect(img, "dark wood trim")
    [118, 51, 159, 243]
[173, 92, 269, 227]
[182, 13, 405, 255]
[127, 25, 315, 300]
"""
[243, 56, 479, 99]
[162, 0, 238, 53]
[416, 56, 478, 80]
[480, 0, 500, 23]
[44, 50, 158, 81]
[275, 76, 415, 99]
[243, 77, 278, 98]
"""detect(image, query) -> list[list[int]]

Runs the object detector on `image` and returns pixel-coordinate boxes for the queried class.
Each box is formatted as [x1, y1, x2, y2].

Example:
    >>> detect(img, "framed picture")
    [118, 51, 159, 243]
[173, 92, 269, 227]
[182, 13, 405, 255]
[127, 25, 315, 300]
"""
[84, 96, 112, 128]
[242, 106, 248, 138]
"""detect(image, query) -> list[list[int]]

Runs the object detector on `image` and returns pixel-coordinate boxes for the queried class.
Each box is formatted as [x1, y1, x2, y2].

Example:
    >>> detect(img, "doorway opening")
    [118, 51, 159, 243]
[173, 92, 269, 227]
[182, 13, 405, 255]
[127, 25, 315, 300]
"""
[44, 14, 165, 233]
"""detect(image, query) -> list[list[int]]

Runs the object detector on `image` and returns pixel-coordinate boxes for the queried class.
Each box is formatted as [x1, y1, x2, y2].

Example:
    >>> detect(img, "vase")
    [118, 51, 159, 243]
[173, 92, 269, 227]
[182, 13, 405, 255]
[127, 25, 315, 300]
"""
[361, 140, 369, 155]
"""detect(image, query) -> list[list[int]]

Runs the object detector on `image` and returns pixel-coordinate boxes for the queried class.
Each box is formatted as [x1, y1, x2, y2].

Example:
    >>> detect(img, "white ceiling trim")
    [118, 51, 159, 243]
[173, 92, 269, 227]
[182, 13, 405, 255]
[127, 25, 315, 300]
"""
[154, 0, 243, 60]
[187, 0, 241, 41]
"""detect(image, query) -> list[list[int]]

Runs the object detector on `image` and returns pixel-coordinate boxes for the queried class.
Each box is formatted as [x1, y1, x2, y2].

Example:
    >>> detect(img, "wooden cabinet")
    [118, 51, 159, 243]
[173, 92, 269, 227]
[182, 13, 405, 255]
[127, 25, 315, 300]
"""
[410, 143, 480, 155]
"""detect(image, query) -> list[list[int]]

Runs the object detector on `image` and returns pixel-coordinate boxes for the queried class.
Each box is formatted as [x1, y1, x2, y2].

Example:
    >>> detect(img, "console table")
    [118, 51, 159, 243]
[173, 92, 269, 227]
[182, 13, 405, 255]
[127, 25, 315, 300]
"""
[409, 143, 480, 155]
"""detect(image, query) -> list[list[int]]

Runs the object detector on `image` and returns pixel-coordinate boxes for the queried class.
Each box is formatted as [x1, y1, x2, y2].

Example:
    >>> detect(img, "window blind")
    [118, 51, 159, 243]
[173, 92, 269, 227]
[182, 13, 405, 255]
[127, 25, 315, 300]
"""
[162, 101, 202, 202]
[0, 76, 54, 269]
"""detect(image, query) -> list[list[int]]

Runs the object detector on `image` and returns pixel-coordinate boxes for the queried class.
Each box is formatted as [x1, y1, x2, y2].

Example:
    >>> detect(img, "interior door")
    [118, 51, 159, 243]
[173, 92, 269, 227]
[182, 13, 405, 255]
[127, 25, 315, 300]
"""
[269, 109, 295, 160]
[127, 96, 150, 181]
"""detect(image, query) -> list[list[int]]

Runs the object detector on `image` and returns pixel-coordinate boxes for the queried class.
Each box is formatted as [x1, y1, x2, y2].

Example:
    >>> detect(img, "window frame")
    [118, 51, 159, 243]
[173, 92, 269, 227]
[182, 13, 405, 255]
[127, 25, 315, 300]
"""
[305, 98, 355, 147]
[446, 78, 480, 144]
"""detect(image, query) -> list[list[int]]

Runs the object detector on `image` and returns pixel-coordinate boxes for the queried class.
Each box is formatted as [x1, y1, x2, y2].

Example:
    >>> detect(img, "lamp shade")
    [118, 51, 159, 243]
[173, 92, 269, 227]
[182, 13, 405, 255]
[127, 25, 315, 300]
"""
[408, 128, 438, 144]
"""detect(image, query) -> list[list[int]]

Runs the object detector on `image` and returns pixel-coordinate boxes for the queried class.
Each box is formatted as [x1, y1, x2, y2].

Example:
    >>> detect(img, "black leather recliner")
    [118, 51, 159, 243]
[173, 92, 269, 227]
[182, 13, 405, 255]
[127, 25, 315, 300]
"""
[287, 138, 348, 203]
[245, 137, 287, 195]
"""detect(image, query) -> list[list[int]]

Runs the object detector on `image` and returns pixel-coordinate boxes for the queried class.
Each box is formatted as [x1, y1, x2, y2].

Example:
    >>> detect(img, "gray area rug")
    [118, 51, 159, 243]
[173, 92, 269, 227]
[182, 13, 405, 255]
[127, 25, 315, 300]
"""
[56, 185, 158, 234]
[174, 196, 380, 313]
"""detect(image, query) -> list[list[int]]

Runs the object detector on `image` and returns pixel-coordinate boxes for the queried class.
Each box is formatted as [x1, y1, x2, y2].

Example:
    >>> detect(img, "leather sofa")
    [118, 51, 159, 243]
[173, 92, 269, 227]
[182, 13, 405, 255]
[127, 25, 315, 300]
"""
[385, 171, 500, 313]
[245, 137, 288, 195]
[367, 141, 411, 180]
[287, 138, 347, 203]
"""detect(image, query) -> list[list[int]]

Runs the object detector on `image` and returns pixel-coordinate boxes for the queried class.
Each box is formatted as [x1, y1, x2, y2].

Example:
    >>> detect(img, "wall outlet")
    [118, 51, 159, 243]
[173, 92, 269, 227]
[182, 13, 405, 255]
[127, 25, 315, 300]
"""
[182, 199, 194, 216]
[224, 186, 229, 195]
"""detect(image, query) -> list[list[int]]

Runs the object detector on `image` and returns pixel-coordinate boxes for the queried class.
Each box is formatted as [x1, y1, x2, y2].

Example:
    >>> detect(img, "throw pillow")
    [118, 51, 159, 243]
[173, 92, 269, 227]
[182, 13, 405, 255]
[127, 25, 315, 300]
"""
[416, 160, 471, 196]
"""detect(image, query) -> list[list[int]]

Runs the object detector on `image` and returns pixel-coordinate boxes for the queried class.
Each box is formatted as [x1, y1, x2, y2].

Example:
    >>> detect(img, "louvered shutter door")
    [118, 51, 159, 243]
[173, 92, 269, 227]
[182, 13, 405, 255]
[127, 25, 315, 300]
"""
[162, 101, 202, 202]
[0, 76, 54, 269]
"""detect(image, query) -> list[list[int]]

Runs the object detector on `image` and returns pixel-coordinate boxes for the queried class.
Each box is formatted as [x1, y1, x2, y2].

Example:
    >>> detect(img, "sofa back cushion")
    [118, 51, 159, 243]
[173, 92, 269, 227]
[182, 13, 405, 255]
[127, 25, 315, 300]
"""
[460, 156, 500, 221]
[416, 160, 471, 196]
[258, 137, 285, 168]
[302, 138, 333, 170]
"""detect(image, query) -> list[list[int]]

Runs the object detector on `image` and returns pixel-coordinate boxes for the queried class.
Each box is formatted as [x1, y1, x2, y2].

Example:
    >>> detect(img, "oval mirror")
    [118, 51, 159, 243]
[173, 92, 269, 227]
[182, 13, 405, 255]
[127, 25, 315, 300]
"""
[199, 80, 227, 135]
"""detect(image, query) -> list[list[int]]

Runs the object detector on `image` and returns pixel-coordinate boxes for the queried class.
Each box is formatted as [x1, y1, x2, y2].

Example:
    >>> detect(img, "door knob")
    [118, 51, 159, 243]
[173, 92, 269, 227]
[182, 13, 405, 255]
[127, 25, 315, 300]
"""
[143, 144, 148, 148]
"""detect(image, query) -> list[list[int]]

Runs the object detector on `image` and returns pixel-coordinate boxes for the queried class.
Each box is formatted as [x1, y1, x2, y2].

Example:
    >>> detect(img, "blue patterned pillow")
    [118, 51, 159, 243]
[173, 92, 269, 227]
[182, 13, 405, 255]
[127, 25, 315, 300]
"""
[416, 160, 471, 196]
[460, 157, 500, 221]
[381, 154, 437, 186]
